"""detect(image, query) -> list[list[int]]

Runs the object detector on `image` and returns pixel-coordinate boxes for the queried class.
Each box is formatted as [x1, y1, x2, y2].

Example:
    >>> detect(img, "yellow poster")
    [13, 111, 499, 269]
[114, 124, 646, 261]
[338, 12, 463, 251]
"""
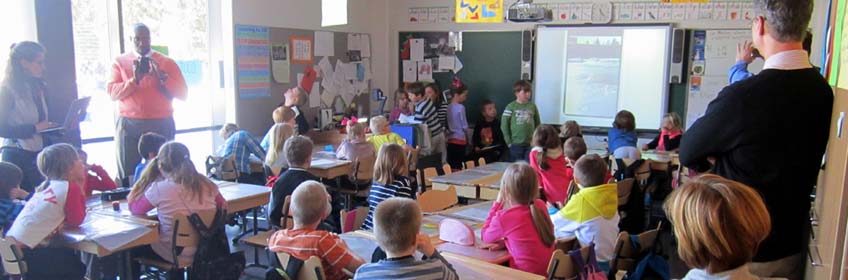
[455, 0, 503, 23]
[663, 0, 709, 2]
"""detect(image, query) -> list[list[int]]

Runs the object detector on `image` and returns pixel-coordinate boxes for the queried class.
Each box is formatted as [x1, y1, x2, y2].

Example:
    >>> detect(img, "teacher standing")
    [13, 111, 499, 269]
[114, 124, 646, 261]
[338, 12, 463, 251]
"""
[0, 42, 53, 192]
[107, 23, 187, 186]
[679, 0, 831, 278]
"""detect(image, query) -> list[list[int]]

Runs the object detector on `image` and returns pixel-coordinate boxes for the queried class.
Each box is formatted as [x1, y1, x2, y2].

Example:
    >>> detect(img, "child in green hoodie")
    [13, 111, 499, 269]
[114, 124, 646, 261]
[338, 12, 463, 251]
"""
[549, 154, 619, 270]
[501, 80, 540, 162]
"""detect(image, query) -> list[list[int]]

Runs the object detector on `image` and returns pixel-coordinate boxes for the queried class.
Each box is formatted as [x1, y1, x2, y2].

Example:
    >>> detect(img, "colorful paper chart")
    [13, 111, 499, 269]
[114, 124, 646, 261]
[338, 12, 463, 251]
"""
[455, 0, 503, 23]
[235, 25, 270, 99]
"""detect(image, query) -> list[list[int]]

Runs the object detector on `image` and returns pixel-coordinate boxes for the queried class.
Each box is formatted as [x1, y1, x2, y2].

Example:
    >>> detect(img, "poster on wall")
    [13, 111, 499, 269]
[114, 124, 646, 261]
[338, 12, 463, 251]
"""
[271, 43, 290, 83]
[291, 36, 314, 64]
[455, 0, 503, 23]
[235, 25, 270, 99]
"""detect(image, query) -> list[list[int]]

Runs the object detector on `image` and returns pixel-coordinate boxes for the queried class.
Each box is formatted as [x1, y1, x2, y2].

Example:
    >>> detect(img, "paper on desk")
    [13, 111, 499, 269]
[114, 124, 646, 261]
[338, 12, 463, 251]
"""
[410, 38, 424, 62]
[444, 201, 494, 222]
[80, 215, 153, 251]
[314, 31, 335, 57]
[402, 60, 417, 82]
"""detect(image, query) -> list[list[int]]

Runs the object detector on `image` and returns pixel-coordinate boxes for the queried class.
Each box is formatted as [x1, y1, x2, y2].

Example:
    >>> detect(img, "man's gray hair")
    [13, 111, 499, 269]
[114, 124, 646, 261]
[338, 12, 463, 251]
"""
[753, 0, 813, 42]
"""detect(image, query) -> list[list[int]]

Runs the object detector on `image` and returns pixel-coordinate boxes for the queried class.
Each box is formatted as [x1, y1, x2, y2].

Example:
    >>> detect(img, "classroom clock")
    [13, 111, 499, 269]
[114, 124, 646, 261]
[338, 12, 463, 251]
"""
[591, 1, 613, 24]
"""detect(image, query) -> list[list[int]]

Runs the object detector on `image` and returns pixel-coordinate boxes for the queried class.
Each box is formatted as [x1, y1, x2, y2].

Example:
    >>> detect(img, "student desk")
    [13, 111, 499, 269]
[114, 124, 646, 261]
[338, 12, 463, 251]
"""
[430, 162, 511, 200]
[339, 231, 544, 280]
[308, 151, 353, 179]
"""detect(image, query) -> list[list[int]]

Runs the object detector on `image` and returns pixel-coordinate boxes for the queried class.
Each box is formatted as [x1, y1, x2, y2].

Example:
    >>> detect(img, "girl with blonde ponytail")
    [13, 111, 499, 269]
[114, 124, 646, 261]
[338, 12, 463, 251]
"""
[128, 141, 227, 264]
[481, 162, 555, 276]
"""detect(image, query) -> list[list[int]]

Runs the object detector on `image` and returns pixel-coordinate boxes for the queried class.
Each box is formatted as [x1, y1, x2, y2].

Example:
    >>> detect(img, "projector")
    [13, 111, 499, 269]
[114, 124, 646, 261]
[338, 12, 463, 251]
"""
[507, 0, 552, 22]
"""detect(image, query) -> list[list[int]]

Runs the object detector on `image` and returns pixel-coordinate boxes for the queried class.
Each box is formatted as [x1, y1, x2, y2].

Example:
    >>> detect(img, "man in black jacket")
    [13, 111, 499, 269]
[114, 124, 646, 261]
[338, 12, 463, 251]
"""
[679, 0, 831, 279]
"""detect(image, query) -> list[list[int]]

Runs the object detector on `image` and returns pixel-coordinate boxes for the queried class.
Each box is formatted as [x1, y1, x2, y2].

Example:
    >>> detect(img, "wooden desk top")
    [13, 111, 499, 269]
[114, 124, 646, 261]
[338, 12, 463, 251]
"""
[308, 151, 353, 179]
[440, 201, 494, 223]
[430, 162, 511, 186]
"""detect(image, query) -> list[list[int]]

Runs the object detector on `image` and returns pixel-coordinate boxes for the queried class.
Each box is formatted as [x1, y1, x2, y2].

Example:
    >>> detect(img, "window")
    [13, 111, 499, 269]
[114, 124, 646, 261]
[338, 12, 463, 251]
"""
[72, 0, 224, 176]
[0, 1, 38, 76]
[321, 0, 348, 27]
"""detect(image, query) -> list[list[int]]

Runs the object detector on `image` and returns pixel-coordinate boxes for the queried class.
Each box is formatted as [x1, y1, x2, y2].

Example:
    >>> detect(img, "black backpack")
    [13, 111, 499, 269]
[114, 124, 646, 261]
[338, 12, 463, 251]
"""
[187, 208, 246, 280]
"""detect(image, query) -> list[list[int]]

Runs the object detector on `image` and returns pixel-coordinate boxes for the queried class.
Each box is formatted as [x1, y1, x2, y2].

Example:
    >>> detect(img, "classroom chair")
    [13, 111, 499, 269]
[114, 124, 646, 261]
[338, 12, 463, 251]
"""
[0, 236, 26, 279]
[135, 210, 217, 278]
[463, 160, 476, 170]
[555, 236, 578, 253]
[340, 206, 369, 233]
[339, 155, 376, 209]
[546, 245, 592, 280]
[205, 155, 239, 181]
[280, 195, 293, 229]
[242, 230, 275, 268]
[616, 178, 635, 206]
[275, 252, 326, 280]
[418, 186, 459, 212]
[477, 157, 486, 167]
[608, 222, 662, 278]
[564, 180, 580, 205]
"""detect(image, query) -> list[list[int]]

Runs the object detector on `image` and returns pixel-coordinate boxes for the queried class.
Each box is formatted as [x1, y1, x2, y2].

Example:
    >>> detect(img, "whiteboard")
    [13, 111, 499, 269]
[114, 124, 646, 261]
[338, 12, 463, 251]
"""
[685, 29, 764, 129]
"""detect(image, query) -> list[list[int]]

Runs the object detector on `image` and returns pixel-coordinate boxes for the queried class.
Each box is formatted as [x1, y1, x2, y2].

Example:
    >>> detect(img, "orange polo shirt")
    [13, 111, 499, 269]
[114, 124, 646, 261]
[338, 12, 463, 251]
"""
[107, 51, 187, 119]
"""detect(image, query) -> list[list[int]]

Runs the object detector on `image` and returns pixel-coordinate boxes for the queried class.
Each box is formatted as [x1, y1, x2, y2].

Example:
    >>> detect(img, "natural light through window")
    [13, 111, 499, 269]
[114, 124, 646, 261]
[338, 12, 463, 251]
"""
[321, 0, 347, 27]
[0, 1, 38, 76]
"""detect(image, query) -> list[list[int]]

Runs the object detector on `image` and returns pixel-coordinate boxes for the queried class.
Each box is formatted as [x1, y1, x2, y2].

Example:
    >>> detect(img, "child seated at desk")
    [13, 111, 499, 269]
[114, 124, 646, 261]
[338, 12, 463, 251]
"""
[78, 149, 117, 196]
[133, 132, 167, 185]
[643, 112, 683, 152]
[262, 106, 297, 151]
[354, 197, 458, 280]
[367, 116, 407, 151]
[336, 122, 376, 161]
[217, 123, 266, 185]
[0, 162, 26, 228]
[559, 120, 582, 144]
[264, 123, 295, 176]
[529, 125, 569, 205]
[481, 162, 555, 276]
[608, 110, 640, 160]
[268, 180, 365, 280]
[550, 154, 619, 270]
[270, 135, 319, 228]
[362, 144, 414, 230]
[7, 144, 87, 280]
[128, 142, 227, 266]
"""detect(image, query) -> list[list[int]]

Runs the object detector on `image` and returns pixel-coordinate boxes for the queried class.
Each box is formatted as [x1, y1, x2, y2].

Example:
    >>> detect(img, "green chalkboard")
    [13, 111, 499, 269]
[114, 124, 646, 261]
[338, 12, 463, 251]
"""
[399, 31, 523, 125]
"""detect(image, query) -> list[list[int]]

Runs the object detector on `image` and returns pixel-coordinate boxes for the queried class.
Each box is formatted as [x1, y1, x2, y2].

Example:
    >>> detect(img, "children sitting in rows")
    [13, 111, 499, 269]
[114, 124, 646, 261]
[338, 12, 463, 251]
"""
[367, 116, 407, 151]
[0, 162, 25, 228]
[481, 162, 555, 276]
[502, 80, 540, 162]
[283, 87, 310, 135]
[362, 144, 413, 230]
[269, 135, 319, 228]
[529, 125, 569, 205]
[471, 99, 507, 164]
[666, 175, 770, 280]
[354, 197, 458, 280]
[388, 88, 413, 123]
[643, 112, 683, 152]
[336, 122, 376, 161]
[446, 80, 470, 171]
[7, 143, 87, 280]
[217, 123, 266, 185]
[559, 120, 582, 144]
[262, 106, 296, 151]
[268, 180, 365, 280]
[133, 132, 167, 185]
[550, 154, 619, 270]
[608, 110, 640, 160]
[129, 141, 227, 266]
[78, 149, 117, 196]
[264, 123, 295, 176]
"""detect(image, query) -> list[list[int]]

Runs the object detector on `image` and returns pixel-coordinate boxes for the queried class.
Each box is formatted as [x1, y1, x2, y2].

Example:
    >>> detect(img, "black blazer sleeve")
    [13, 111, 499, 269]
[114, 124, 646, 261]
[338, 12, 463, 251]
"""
[679, 86, 746, 171]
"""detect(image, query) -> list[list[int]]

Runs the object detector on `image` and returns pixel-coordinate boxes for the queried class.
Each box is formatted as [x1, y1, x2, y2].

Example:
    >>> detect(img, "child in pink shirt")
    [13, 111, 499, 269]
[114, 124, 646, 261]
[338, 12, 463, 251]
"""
[529, 125, 570, 205]
[481, 162, 555, 276]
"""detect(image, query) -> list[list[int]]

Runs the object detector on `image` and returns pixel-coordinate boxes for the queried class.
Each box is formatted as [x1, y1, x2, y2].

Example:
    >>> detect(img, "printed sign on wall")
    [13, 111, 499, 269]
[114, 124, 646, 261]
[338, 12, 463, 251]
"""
[455, 0, 503, 23]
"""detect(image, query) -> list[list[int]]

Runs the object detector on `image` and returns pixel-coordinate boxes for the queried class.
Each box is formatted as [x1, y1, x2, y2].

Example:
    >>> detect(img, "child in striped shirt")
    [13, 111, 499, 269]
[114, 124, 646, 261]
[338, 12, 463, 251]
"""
[354, 197, 457, 280]
[268, 180, 365, 280]
[362, 144, 413, 230]
[408, 82, 446, 163]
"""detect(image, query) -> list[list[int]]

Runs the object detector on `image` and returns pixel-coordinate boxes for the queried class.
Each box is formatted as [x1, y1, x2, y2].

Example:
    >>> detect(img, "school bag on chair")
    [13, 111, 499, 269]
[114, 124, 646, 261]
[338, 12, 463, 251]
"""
[569, 243, 607, 280]
[187, 208, 246, 279]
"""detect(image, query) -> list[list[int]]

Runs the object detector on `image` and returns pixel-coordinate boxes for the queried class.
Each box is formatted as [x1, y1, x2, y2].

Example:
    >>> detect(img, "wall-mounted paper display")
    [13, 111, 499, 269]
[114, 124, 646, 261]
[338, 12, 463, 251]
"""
[290, 36, 313, 64]
[455, 0, 503, 23]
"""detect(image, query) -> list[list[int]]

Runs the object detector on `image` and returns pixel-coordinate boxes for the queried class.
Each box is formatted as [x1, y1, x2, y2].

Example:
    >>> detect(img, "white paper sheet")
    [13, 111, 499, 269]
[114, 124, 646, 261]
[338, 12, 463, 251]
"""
[454, 56, 463, 73]
[319, 57, 335, 89]
[314, 31, 335, 57]
[322, 85, 337, 107]
[310, 81, 321, 108]
[347, 34, 361, 51]
[410, 38, 424, 62]
[402, 60, 417, 82]
[341, 62, 358, 80]
[417, 60, 433, 82]
[438, 56, 455, 71]
[360, 34, 371, 58]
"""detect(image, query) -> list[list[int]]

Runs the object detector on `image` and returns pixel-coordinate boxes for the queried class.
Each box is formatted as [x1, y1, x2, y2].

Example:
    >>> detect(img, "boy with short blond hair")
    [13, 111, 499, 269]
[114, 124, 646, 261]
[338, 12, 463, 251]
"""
[354, 198, 457, 280]
[268, 181, 364, 280]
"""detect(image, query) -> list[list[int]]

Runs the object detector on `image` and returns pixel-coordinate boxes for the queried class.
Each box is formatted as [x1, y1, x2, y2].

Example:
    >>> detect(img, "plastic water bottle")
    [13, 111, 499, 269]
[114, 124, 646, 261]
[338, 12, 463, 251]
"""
[324, 145, 333, 152]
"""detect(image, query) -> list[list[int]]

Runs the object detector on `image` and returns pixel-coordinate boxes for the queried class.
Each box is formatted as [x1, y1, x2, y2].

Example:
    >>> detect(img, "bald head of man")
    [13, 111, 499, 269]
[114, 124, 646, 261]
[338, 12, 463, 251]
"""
[132, 23, 151, 55]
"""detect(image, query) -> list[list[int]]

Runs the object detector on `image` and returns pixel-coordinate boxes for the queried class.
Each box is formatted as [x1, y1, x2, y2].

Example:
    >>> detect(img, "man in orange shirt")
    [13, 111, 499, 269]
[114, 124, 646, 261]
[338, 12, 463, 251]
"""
[107, 23, 186, 186]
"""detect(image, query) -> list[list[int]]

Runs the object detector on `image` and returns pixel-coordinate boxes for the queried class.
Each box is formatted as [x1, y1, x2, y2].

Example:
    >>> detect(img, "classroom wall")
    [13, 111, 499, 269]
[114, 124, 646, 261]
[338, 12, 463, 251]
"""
[230, 0, 390, 135]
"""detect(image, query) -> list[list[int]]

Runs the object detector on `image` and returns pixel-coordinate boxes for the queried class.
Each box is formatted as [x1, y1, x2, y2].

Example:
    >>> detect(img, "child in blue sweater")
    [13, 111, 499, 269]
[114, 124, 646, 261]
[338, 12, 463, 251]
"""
[608, 110, 640, 160]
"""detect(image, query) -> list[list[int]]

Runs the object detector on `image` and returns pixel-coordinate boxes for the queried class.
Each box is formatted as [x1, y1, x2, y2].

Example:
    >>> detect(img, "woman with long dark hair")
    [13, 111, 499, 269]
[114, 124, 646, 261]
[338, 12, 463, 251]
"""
[0, 41, 53, 192]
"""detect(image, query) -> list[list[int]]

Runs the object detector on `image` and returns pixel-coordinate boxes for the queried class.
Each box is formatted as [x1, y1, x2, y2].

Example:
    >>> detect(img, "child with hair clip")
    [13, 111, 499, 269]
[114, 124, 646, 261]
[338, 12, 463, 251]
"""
[481, 162, 555, 276]
[528, 125, 570, 206]
[129, 142, 227, 265]
[264, 123, 295, 176]
[608, 110, 640, 160]
[361, 144, 414, 230]
[446, 78, 470, 171]
[389, 88, 413, 123]
[336, 122, 376, 161]
[7, 143, 87, 280]
[643, 112, 684, 152]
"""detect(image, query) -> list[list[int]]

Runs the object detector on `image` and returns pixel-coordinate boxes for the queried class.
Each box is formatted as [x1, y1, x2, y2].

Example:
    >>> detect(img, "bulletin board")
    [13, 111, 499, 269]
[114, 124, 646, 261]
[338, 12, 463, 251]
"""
[234, 25, 373, 136]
